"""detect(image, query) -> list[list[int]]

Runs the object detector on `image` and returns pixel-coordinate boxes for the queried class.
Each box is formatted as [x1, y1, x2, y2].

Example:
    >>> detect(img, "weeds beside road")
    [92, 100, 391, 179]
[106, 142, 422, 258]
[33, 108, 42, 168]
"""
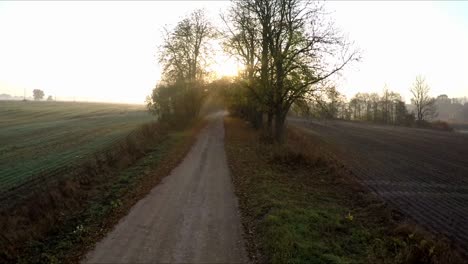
[0, 120, 204, 264]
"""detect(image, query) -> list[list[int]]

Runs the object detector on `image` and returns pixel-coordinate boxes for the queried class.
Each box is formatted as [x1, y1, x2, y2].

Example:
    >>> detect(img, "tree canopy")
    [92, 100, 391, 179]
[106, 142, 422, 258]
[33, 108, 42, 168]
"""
[223, 0, 358, 141]
[33, 89, 44, 101]
[147, 9, 215, 124]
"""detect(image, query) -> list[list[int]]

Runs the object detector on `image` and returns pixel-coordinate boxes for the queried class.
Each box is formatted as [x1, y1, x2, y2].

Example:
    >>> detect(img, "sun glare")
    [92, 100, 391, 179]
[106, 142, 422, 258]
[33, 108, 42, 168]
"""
[211, 54, 244, 78]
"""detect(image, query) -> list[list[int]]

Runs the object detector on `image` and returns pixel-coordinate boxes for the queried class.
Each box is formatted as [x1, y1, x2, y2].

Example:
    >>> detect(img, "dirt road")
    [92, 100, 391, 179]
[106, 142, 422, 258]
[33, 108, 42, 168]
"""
[291, 118, 468, 253]
[83, 113, 247, 263]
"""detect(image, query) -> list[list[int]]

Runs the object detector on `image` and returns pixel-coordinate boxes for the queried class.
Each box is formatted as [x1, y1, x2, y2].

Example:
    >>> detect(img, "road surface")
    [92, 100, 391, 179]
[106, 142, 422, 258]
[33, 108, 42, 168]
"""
[83, 113, 247, 263]
[291, 118, 468, 253]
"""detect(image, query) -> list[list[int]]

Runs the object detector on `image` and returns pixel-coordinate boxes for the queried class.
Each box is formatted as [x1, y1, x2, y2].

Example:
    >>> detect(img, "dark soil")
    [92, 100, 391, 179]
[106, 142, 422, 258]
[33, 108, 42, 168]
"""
[291, 118, 468, 256]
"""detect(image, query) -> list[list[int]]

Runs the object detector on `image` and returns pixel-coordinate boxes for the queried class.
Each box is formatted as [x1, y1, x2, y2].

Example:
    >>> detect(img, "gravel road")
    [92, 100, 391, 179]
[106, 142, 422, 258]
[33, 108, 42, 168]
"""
[291, 118, 468, 254]
[83, 113, 247, 263]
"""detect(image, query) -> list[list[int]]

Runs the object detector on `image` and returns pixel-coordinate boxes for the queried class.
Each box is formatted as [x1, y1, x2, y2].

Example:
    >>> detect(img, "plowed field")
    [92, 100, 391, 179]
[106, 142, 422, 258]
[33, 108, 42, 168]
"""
[291, 118, 468, 254]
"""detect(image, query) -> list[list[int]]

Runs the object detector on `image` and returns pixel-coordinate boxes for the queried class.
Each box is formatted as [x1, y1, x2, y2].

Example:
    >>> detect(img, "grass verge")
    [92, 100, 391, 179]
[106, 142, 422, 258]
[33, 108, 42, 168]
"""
[224, 117, 464, 264]
[1, 120, 204, 264]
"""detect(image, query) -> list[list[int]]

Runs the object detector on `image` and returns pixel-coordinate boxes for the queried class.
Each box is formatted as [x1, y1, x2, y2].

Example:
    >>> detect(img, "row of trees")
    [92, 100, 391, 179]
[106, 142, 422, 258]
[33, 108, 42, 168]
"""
[346, 90, 413, 125]
[223, 0, 357, 141]
[146, 3, 456, 138]
[348, 90, 411, 124]
[293, 76, 444, 127]
[146, 3, 463, 137]
[294, 87, 414, 126]
[147, 1, 357, 142]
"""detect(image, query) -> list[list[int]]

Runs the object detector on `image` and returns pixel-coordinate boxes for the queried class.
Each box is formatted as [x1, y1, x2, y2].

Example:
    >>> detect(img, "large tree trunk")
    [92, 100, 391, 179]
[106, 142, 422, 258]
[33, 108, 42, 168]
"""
[274, 110, 286, 143]
[267, 111, 272, 129]
[272, 43, 285, 141]
[256, 110, 263, 129]
[251, 109, 263, 129]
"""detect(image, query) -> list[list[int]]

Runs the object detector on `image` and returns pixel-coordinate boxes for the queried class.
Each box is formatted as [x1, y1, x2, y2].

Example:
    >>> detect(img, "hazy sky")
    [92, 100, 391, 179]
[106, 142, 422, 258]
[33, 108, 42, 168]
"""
[329, 1, 468, 102]
[0, 1, 467, 104]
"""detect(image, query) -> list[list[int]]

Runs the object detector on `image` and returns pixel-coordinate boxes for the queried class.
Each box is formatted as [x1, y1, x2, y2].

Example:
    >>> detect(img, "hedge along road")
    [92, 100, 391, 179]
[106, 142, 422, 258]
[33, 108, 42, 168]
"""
[290, 117, 468, 255]
[83, 112, 247, 263]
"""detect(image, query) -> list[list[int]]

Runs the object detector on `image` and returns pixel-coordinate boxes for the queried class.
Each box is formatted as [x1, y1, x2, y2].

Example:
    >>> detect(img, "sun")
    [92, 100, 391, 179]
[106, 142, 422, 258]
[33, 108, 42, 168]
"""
[210, 54, 244, 78]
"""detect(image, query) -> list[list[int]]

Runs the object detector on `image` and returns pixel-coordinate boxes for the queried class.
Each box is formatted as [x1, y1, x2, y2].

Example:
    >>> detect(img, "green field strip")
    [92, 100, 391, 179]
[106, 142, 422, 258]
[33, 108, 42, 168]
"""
[0, 101, 156, 194]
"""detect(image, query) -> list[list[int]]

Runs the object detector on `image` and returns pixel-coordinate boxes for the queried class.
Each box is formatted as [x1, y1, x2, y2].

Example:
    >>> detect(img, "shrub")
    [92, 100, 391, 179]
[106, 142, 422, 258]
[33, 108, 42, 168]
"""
[146, 80, 205, 126]
[430, 120, 453, 132]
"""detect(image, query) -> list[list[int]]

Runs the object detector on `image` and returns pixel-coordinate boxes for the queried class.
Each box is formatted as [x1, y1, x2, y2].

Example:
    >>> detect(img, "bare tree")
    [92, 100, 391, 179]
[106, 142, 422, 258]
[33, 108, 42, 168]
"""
[226, 0, 358, 142]
[222, 2, 266, 128]
[223, 2, 260, 81]
[148, 9, 215, 122]
[268, 0, 358, 141]
[410, 76, 437, 122]
[159, 9, 215, 82]
[310, 86, 346, 119]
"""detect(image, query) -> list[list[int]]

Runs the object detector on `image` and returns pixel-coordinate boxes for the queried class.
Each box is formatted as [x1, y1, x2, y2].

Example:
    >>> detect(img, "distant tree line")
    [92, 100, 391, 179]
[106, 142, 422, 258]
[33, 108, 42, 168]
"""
[293, 87, 414, 126]
[293, 76, 467, 130]
[0, 93, 24, 101]
[434, 94, 468, 122]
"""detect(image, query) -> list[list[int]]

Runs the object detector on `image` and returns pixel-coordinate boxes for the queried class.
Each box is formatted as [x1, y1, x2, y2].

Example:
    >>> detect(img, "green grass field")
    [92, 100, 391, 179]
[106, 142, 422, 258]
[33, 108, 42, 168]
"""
[0, 101, 154, 194]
